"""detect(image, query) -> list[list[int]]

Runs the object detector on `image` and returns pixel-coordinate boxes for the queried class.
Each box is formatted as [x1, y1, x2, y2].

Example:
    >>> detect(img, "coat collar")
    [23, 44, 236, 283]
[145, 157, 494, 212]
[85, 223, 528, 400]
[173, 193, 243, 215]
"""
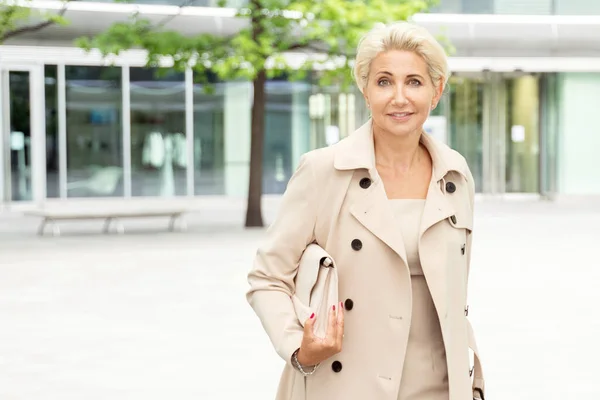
[333, 119, 468, 183]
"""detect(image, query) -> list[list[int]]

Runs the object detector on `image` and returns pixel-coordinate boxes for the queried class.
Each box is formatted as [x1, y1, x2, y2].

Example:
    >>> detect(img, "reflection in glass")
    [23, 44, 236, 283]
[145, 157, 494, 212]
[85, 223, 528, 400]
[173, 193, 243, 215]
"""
[7, 71, 33, 201]
[193, 79, 225, 195]
[130, 68, 186, 197]
[447, 76, 484, 192]
[263, 80, 312, 194]
[540, 73, 559, 197]
[65, 66, 123, 198]
[264, 81, 293, 194]
[45, 65, 59, 198]
[505, 76, 540, 193]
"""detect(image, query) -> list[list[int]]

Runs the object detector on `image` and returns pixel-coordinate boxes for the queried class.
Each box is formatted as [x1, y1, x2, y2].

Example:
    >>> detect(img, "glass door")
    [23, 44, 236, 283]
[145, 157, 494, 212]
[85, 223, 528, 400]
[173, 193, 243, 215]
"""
[447, 74, 485, 192]
[446, 71, 542, 195]
[504, 74, 541, 193]
[484, 72, 541, 194]
[0, 64, 46, 206]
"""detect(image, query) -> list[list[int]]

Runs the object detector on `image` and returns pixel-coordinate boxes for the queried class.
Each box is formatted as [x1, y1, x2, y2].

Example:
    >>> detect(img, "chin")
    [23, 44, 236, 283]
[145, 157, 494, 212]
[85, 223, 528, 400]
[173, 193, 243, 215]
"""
[382, 122, 423, 138]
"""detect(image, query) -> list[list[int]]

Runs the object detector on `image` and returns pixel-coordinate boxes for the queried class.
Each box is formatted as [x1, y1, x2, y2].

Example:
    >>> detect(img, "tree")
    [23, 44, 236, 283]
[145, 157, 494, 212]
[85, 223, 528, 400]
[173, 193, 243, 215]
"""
[0, 0, 71, 43]
[78, 0, 436, 227]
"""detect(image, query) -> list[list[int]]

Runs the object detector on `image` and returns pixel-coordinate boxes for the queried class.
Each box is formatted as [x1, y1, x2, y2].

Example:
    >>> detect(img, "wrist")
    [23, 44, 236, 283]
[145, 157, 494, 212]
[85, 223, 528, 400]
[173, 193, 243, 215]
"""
[292, 348, 319, 376]
[295, 348, 312, 367]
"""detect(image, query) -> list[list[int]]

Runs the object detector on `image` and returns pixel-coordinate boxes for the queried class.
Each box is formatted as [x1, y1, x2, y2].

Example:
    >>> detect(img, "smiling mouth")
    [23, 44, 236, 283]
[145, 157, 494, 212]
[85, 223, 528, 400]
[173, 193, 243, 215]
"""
[388, 112, 413, 117]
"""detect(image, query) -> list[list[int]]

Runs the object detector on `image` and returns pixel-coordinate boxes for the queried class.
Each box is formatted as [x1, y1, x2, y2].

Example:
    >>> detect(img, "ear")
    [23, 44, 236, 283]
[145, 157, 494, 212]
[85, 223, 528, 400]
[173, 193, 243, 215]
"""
[431, 80, 444, 109]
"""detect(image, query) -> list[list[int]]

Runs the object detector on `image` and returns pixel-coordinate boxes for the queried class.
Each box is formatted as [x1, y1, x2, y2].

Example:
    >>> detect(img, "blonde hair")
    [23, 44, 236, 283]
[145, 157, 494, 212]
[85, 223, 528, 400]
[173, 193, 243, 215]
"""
[353, 22, 449, 94]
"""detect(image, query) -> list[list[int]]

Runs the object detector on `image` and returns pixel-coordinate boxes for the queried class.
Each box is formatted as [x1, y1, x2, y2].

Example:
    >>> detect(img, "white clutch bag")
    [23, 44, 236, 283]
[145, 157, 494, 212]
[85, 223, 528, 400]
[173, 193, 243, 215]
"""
[292, 243, 339, 339]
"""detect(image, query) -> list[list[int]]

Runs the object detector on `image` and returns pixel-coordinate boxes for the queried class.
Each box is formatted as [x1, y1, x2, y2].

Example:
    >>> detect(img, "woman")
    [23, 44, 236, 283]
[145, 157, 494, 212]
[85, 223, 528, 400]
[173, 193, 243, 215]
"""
[247, 22, 484, 400]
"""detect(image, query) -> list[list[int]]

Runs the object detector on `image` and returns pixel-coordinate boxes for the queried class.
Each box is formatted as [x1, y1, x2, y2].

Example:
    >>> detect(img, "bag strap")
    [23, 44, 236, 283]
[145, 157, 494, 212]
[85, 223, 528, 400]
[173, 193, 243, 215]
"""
[467, 318, 485, 400]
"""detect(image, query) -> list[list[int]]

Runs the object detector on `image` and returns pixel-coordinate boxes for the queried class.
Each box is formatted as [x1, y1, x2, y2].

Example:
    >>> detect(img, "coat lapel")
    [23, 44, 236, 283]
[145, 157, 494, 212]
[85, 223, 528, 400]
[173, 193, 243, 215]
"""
[418, 177, 456, 320]
[418, 131, 464, 237]
[419, 178, 456, 237]
[335, 120, 409, 266]
[333, 119, 469, 299]
[417, 133, 468, 319]
[349, 177, 409, 267]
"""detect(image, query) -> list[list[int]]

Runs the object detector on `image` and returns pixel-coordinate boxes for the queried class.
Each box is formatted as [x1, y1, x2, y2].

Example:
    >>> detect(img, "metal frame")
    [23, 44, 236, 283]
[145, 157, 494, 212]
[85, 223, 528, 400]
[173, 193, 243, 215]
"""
[185, 68, 195, 197]
[122, 65, 132, 197]
[57, 64, 68, 199]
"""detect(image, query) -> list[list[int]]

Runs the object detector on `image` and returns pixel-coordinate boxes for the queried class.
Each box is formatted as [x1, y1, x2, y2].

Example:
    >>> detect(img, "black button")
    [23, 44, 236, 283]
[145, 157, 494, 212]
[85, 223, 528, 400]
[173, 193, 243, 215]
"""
[446, 181, 456, 193]
[461, 244, 466, 255]
[351, 239, 362, 251]
[344, 299, 354, 311]
[359, 178, 371, 189]
[332, 361, 343, 373]
[450, 215, 457, 224]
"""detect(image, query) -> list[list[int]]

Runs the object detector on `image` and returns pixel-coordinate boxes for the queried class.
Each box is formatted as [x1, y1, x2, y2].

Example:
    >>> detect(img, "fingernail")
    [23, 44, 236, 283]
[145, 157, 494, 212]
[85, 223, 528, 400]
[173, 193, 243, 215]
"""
[333, 305, 336, 311]
[310, 313, 315, 319]
[340, 302, 344, 309]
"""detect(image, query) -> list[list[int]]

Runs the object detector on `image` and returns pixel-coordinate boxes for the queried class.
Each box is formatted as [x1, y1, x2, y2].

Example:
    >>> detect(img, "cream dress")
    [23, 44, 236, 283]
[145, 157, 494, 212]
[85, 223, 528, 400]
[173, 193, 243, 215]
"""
[390, 199, 449, 400]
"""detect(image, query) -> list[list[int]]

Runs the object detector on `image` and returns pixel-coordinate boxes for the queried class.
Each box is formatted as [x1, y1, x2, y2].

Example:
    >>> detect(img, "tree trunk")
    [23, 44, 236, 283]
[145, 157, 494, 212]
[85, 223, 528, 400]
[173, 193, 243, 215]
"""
[245, 69, 267, 227]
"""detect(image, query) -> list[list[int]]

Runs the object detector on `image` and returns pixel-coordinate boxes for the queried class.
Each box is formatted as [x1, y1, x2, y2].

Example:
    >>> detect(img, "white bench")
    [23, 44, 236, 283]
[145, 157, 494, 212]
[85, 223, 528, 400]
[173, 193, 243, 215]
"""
[25, 209, 187, 236]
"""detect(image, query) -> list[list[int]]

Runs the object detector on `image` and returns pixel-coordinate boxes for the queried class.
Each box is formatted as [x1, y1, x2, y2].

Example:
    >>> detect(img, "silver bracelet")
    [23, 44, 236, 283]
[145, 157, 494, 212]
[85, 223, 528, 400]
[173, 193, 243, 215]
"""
[292, 349, 319, 376]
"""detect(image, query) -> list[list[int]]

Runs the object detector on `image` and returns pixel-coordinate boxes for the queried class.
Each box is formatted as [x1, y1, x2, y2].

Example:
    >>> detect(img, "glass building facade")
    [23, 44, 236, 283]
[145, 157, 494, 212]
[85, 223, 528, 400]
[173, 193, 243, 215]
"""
[3, 58, 592, 205]
[3, 0, 600, 207]
[0, 60, 324, 204]
[431, 0, 600, 15]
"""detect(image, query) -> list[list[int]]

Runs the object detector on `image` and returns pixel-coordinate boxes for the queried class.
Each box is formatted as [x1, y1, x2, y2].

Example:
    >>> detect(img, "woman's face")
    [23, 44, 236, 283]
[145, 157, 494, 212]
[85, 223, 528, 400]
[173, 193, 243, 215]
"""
[363, 50, 443, 139]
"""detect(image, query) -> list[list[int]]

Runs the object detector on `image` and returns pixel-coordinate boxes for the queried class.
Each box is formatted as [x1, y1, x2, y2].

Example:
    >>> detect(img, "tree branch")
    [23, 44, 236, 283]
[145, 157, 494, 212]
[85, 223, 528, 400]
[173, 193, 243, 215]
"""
[1, 2, 70, 42]
[287, 41, 329, 53]
[286, 40, 355, 60]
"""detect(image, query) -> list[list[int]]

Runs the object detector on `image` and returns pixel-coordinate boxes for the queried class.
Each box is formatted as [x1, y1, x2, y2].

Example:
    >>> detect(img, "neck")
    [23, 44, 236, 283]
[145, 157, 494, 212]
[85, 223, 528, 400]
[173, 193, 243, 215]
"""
[373, 126, 423, 173]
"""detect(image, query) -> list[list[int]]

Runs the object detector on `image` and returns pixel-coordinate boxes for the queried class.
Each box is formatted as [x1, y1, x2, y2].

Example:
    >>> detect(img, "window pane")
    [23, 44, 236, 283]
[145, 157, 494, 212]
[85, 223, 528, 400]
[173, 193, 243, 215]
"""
[65, 66, 123, 198]
[45, 65, 59, 198]
[505, 76, 540, 193]
[7, 71, 32, 201]
[448, 76, 484, 192]
[193, 79, 225, 195]
[263, 81, 294, 195]
[130, 68, 187, 197]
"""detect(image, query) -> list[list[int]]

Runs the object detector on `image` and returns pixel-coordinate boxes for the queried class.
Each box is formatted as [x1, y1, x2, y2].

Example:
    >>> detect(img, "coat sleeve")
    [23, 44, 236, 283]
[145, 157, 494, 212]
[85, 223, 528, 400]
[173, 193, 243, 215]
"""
[246, 152, 318, 366]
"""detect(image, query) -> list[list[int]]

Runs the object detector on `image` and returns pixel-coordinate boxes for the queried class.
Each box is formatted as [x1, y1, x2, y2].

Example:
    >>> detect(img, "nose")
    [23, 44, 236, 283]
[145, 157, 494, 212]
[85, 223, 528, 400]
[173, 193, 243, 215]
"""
[392, 84, 409, 106]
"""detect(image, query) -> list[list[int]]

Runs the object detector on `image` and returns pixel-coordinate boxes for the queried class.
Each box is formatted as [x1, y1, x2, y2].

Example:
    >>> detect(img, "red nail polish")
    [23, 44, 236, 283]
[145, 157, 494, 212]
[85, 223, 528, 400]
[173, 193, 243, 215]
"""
[310, 313, 315, 319]
[341, 302, 344, 309]
[333, 305, 336, 311]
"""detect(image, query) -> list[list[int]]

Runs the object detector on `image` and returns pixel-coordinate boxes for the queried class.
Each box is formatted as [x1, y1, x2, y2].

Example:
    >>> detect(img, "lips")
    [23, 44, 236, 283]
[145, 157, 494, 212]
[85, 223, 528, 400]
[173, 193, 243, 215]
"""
[389, 112, 413, 117]
[387, 112, 414, 121]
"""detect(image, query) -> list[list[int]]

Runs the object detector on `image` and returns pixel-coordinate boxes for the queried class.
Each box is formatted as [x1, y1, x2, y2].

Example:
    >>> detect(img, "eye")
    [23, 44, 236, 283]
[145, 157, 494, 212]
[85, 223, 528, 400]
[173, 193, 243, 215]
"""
[408, 79, 422, 86]
[377, 78, 391, 86]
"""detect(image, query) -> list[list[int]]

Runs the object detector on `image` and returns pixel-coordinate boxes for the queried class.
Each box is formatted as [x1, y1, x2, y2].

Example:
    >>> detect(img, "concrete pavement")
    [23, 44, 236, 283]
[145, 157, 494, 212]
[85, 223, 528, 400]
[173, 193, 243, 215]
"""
[0, 197, 599, 399]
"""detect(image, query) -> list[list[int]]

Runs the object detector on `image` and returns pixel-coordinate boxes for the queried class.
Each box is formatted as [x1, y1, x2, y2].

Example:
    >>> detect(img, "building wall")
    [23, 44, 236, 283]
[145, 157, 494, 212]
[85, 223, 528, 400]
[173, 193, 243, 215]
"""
[555, 0, 600, 14]
[557, 73, 600, 194]
[494, 0, 551, 14]
[434, 0, 600, 14]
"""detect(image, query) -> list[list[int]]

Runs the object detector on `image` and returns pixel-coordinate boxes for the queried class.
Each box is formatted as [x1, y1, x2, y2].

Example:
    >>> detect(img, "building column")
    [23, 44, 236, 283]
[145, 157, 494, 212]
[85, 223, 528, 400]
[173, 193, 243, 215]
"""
[224, 82, 252, 197]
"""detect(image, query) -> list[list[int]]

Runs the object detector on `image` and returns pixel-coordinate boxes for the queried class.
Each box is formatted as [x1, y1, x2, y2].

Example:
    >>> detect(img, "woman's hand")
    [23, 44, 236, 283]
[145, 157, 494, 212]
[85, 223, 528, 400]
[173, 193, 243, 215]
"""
[296, 302, 345, 367]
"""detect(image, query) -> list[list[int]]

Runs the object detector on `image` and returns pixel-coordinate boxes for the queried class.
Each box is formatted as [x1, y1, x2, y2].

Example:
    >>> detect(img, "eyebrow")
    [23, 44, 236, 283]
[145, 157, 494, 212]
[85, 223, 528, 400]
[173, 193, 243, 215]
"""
[375, 71, 425, 80]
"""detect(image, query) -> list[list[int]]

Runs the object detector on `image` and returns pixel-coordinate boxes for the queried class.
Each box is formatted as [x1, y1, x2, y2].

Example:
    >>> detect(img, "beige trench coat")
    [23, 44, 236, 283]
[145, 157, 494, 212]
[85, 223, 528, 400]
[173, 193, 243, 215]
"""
[247, 119, 484, 400]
